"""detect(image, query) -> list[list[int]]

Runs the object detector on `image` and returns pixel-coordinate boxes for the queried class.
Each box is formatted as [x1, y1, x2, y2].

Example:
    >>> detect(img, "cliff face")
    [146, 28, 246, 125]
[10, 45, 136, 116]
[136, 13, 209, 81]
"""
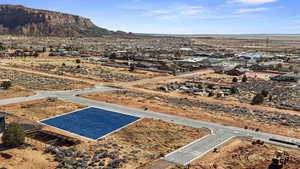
[0, 5, 117, 36]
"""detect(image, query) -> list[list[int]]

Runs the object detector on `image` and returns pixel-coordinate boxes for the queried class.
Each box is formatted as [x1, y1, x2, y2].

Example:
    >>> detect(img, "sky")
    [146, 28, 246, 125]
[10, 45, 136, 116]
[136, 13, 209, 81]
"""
[1, 0, 299, 34]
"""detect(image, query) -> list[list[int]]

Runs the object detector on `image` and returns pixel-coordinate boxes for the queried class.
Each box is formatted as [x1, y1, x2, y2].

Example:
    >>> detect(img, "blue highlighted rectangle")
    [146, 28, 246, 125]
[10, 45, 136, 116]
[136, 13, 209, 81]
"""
[39, 107, 140, 140]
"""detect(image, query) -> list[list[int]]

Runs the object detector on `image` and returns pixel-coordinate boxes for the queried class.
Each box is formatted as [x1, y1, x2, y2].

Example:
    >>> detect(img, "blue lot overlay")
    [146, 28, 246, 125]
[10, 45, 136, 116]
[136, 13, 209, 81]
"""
[40, 107, 140, 140]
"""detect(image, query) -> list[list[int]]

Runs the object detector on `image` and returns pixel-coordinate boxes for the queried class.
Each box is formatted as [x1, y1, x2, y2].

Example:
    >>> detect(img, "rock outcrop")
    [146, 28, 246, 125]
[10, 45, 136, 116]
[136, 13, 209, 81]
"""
[0, 5, 122, 37]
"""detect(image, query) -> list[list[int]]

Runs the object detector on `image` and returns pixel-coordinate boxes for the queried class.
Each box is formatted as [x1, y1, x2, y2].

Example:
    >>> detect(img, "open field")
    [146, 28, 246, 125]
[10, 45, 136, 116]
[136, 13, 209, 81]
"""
[192, 36, 300, 53]
[0, 58, 165, 83]
[0, 99, 86, 121]
[0, 146, 58, 169]
[172, 137, 300, 169]
[0, 67, 92, 90]
[81, 90, 300, 138]
[0, 96, 208, 169]
[149, 73, 300, 111]
[0, 85, 33, 100]
[57, 118, 208, 169]
[1, 118, 208, 169]
[0, 34, 299, 168]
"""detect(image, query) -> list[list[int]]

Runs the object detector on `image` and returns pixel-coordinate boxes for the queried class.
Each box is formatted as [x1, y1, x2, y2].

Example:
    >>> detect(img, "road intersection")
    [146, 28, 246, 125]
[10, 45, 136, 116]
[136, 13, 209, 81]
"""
[0, 86, 299, 165]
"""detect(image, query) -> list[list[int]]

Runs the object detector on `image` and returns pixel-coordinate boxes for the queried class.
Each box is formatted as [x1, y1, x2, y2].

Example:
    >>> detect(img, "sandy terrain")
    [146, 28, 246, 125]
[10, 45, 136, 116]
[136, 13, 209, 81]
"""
[0, 99, 86, 121]
[81, 90, 300, 139]
[0, 57, 165, 83]
[0, 85, 33, 100]
[0, 118, 208, 169]
[192, 36, 300, 53]
[0, 146, 58, 169]
[0, 66, 92, 90]
[0, 97, 208, 169]
[173, 137, 300, 169]
[74, 118, 209, 169]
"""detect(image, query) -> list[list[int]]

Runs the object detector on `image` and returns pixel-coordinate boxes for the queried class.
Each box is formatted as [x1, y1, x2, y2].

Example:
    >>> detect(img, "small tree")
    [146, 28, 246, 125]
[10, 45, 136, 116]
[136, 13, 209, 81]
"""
[232, 77, 238, 83]
[288, 65, 294, 72]
[230, 86, 238, 94]
[276, 63, 283, 70]
[129, 64, 135, 72]
[1, 80, 11, 90]
[2, 123, 25, 147]
[208, 92, 214, 97]
[0, 42, 5, 51]
[207, 84, 215, 89]
[242, 75, 248, 82]
[252, 93, 264, 105]
[75, 59, 81, 64]
[268, 95, 273, 101]
[261, 90, 269, 97]
[198, 84, 203, 89]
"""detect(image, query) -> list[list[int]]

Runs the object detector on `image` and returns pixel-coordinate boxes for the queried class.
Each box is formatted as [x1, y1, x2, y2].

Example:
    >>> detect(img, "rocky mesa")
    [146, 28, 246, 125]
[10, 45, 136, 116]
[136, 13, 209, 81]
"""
[0, 5, 124, 37]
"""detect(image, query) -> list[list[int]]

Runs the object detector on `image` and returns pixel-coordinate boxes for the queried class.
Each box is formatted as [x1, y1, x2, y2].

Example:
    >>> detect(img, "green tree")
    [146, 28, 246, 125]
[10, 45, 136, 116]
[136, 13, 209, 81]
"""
[242, 75, 248, 82]
[252, 93, 264, 105]
[261, 90, 269, 97]
[2, 80, 11, 90]
[268, 95, 273, 102]
[2, 123, 25, 147]
[75, 59, 81, 64]
[230, 86, 238, 94]
[276, 63, 283, 70]
[232, 77, 238, 83]
[170, 64, 178, 76]
[0, 42, 5, 51]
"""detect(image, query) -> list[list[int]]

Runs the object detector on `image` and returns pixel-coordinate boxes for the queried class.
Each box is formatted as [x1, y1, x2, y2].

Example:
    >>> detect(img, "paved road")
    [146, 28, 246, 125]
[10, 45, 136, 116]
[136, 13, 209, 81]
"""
[0, 86, 299, 165]
[0, 86, 118, 105]
[164, 132, 235, 165]
[120, 69, 214, 87]
[0, 95, 46, 105]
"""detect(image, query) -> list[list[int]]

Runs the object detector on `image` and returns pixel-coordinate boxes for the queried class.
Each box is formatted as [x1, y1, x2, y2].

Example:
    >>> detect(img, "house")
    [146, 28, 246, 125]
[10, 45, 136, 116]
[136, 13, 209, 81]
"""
[0, 112, 6, 133]
[238, 53, 262, 60]
[200, 58, 224, 67]
[174, 57, 208, 67]
[225, 69, 245, 76]
[271, 73, 300, 82]
[259, 60, 284, 70]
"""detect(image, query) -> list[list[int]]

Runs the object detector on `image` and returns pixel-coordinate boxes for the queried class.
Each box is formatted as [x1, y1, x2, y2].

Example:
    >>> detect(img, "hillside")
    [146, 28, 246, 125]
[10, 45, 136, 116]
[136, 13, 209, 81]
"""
[0, 5, 125, 37]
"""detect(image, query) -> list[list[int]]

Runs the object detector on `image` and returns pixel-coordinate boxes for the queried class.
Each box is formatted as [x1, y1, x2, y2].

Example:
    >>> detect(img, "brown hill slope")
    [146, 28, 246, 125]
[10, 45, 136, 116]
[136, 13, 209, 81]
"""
[0, 5, 125, 37]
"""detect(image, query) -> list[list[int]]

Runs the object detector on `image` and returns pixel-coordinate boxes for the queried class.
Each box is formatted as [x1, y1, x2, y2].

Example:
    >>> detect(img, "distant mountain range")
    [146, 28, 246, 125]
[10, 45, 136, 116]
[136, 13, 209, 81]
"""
[0, 5, 127, 37]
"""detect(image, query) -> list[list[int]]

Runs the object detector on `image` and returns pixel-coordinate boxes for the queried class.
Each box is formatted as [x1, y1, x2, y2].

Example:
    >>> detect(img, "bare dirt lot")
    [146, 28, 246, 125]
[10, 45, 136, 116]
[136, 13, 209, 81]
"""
[0, 67, 92, 90]
[0, 146, 58, 169]
[56, 118, 209, 169]
[81, 90, 300, 139]
[173, 137, 300, 169]
[192, 36, 300, 53]
[1, 58, 165, 83]
[1, 118, 208, 169]
[0, 97, 208, 169]
[0, 85, 33, 100]
[0, 99, 86, 121]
